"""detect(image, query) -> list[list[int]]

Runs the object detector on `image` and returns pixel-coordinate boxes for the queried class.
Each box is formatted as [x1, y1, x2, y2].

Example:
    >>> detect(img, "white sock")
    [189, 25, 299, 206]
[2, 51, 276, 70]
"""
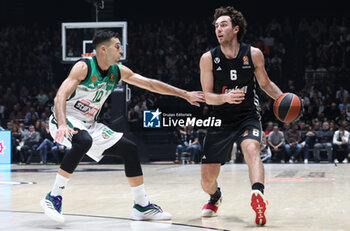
[50, 173, 69, 197]
[131, 184, 149, 206]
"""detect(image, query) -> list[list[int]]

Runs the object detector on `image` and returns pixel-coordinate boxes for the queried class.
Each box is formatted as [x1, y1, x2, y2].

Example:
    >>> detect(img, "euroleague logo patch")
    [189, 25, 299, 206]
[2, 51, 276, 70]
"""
[243, 55, 249, 65]
[110, 73, 115, 82]
[242, 129, 260, 137]
[243, 129, 249, 137]
[242, 56, 251, 69]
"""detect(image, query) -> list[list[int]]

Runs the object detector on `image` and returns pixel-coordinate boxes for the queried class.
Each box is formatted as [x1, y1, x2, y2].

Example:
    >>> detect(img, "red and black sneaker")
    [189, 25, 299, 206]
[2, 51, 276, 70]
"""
[201, 196, 222, 217]
[250, 190, 268, 226]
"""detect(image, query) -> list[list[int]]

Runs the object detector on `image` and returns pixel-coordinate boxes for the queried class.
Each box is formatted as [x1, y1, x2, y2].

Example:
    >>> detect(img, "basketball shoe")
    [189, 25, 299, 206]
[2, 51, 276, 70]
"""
[131, 203, 172, 220]
[201, 196, 222, 217]
[250, 190, 268, 226]
[40, 192, 64, 223]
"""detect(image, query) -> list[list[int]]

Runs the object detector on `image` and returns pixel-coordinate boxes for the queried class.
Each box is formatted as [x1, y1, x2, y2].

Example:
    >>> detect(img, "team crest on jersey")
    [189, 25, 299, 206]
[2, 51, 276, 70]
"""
[110, 73, 115, 82]
[214, 57, 220, 64]
[92, 75, 98, 83]
[102, 132, 110, 139]
[102, 127, 115, 139]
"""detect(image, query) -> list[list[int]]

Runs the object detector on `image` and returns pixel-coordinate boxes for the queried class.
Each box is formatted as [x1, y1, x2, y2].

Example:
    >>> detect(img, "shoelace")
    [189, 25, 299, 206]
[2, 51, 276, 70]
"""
[51, 195, 62, 211]
[149, 203, 163, 212]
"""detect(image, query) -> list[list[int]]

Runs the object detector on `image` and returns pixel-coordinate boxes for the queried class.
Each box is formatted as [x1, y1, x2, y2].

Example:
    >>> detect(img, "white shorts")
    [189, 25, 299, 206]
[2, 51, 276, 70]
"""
[49, 115, 123, 162]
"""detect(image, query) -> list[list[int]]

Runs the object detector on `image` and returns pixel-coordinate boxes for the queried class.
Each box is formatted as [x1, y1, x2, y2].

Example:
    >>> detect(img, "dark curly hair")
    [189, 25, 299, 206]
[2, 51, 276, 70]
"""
[212, 6, 247, 42]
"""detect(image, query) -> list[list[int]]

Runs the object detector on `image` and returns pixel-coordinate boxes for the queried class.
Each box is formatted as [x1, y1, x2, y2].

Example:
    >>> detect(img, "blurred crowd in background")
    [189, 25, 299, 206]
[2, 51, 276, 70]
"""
[0, 16, 349, 164]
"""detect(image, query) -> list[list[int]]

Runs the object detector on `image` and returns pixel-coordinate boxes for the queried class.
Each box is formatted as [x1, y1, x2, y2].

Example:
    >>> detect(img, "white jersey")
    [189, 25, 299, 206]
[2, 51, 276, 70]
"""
[53, 56, 121, 124]
[49, 57, 123, 162]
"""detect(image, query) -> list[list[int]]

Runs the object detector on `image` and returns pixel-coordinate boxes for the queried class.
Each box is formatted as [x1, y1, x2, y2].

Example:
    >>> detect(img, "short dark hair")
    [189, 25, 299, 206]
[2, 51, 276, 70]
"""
[212, 6, 247, 42]
[92, 30, 120, 49]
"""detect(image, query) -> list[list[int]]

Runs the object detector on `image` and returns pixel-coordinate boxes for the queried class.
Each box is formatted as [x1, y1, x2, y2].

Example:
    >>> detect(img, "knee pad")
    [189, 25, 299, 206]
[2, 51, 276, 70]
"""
[119, 139, 142, 177]
[60, 129, 92, 174]
[74, 130, 93, 153]
[103, 137, 142, 177]
[123, 142, 138, 162]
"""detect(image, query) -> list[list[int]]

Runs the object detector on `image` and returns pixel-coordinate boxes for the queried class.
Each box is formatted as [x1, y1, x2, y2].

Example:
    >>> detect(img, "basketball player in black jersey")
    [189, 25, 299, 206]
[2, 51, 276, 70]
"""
[200, 6, 283, 226]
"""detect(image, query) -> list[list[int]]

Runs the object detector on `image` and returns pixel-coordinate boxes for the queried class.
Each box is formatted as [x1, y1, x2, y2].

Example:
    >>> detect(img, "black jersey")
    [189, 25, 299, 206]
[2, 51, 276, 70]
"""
[210, 42, 261, 124]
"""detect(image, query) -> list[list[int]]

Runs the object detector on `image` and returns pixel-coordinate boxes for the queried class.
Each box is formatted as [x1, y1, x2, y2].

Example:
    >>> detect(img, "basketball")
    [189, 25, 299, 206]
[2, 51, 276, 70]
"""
[273, 93, 303, 123]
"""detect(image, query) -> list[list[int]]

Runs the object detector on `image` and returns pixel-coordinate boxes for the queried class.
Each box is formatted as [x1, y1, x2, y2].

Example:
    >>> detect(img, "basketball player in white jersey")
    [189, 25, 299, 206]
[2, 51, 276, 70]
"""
[40, 30, 205, 223]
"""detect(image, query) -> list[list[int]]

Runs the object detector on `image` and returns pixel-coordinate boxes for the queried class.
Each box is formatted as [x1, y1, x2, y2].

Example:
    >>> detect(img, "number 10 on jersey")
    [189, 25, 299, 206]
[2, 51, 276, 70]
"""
[93, 90, 104, 102]
[230, 70, 237, 81]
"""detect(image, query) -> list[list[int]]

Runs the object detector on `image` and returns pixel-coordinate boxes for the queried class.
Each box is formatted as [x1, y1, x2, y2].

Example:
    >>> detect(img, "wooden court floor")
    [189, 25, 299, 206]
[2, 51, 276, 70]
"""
[0, 163, 349, 231]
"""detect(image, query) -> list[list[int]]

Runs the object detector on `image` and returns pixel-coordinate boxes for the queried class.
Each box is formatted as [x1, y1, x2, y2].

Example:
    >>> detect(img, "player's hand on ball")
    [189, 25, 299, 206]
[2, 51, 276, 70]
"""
[185, 91, 206, 107]
[224, 90, 245, 104]
[54, 124, 78, 144]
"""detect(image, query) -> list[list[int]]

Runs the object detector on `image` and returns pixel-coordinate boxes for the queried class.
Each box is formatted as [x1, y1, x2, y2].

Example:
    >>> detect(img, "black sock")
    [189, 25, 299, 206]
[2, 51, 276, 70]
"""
[252, 182, 264, 194]
[209, 187, 221, 204]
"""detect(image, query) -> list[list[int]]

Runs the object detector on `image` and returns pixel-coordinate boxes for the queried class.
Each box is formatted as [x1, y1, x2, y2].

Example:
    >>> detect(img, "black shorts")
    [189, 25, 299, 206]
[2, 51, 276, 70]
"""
[201, 118, 262, 164]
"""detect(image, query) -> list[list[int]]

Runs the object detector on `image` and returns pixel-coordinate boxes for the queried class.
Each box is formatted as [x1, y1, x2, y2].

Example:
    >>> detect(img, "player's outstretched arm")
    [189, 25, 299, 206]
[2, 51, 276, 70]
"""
[251, 47, 283, 100]
[200, 51, 245, 105]
[53, 61, 87, 143]
[120, 65, 205, 107]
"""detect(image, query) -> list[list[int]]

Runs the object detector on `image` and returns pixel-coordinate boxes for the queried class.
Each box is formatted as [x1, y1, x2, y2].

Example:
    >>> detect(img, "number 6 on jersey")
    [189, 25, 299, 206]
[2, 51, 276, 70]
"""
[230, 69, 237, 81]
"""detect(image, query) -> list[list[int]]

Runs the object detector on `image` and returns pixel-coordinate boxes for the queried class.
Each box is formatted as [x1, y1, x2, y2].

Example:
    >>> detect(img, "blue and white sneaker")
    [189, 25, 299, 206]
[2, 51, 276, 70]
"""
[40, 192, 64, 223]
[131, 203, 172, 220]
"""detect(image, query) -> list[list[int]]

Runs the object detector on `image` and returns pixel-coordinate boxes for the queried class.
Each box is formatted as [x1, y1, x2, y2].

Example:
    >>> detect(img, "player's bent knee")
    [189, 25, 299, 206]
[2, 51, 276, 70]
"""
[59, 130, 93, 174]
[201, 178, 216, 193]
[73, 129, 93, 153]
[243, 142, 260, 161]
[201, 178, 210, 190]
[242, 140, 259, 153]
